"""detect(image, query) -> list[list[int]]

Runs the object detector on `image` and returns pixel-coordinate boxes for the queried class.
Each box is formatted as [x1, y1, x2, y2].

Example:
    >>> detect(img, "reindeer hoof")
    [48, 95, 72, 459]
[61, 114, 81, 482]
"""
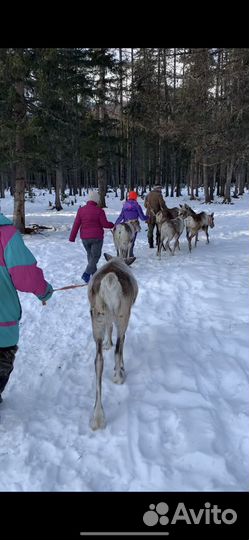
[103, 341, 113, 350]
[113, 369, 125, 384]
[90, 410, 106, 430]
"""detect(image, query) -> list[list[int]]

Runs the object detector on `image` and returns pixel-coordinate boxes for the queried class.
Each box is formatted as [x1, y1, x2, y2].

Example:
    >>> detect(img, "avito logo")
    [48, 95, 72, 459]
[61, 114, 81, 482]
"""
[143, 502, 237, 526]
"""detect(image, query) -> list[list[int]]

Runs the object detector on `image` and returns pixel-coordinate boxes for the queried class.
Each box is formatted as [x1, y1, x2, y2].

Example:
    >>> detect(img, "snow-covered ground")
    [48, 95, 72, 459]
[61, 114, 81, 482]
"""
[0, 188, 248, 492]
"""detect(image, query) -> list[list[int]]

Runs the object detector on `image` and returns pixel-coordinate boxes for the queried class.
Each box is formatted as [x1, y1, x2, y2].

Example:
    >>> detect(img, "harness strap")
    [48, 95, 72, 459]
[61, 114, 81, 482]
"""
[53, 284, 88, 292]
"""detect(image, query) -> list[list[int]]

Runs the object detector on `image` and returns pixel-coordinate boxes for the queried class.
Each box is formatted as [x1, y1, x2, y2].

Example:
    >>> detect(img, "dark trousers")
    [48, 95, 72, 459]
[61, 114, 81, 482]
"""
[129, 232, 137, 257]
[147, 220, 160, 247]
[82, 238, 103, 275]
[0, 346, 18, 395]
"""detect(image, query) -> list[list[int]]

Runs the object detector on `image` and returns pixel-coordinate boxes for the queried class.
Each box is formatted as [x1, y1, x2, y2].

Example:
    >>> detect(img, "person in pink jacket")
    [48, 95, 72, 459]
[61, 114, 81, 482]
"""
[0, 211, 53, 403]
[69, 191, 114, 283]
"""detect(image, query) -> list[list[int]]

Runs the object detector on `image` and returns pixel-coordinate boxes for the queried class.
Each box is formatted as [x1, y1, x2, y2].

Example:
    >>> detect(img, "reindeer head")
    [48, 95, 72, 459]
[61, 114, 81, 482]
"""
[178, 205, 188, 218]
[104, 253, 136, 266]
[208, 213, 215, 228]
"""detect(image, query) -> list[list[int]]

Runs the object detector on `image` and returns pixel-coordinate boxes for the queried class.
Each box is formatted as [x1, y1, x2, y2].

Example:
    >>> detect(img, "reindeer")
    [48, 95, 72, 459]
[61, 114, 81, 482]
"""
[87, 253, 138, 430]
[113, 219, 141, 259]
[179, 203, 215, 252]
[156, 210, 185, 258]
[163, 206, 179, 219]
[146, 201, 179, 248]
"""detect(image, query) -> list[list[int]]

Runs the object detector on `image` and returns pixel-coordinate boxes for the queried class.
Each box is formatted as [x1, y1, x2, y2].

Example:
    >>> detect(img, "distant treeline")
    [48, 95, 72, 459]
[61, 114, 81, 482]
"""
[0, 48, 248, 230]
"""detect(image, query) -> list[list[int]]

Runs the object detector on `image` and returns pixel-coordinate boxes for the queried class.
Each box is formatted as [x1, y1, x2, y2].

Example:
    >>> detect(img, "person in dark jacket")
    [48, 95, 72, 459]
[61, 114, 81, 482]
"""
[115, 191, 148, 256]
[69, 191, 114, 283]
[144, 185, 166, 248]
[0, 212, 53, 402]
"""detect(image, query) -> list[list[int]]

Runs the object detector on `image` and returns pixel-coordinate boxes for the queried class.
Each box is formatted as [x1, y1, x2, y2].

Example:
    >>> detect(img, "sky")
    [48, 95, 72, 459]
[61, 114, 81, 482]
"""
[0, 187, 248, 492]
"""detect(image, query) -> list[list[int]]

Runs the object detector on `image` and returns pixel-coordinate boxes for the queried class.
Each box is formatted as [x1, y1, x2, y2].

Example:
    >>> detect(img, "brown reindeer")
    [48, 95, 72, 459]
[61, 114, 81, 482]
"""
[87, 253, 138, 430]
[144, 192, 179, 248]
[161, 206, 179, 220]
[148, 205, 181, 251]
[156, 211, 185, 257]
[179, 203, 215, 252]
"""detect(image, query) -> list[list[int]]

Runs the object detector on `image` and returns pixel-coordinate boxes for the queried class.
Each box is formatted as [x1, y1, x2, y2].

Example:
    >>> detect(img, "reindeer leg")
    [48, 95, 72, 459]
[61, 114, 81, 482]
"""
[113, 335, 126, 384]
[113, 304, 130, 384]
[156, 224, 160, 247]
[205, 226, 209, 243]
[173, 235, 180, 255]
[90, 339, 106, 430]
[168, 241, 174, 255]
[188, 234, 193, 253]
[176, 233, 181, 251]
[157, 239, 163, 258]
[195, 232, 198, 247]
[166, 240, 173, 254]
[186, 228, 191, 249]
[103, 322, 113, 350]
[158, 226, 166, 251]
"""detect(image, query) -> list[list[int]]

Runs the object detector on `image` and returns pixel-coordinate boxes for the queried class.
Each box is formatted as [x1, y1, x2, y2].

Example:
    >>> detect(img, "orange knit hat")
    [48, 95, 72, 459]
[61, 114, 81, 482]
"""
[128, 191, 138, 201]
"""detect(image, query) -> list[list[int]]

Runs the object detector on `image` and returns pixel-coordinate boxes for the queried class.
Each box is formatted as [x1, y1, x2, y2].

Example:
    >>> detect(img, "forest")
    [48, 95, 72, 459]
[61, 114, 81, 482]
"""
[0, 48, 248, 231]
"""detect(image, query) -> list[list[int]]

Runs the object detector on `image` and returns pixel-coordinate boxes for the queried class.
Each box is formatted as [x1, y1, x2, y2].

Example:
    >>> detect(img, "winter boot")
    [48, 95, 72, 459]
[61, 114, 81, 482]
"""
[82, 272, 91, 284]
[0, 346, 18, 399]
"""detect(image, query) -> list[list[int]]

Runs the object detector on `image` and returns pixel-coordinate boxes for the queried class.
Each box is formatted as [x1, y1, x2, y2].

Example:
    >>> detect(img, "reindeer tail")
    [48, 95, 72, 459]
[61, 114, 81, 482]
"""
[99, 272, 122, 312]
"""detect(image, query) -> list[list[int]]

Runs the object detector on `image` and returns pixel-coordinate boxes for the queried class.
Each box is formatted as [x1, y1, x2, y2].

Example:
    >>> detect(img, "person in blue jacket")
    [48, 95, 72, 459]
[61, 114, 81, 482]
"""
[115, 191, 148, 256]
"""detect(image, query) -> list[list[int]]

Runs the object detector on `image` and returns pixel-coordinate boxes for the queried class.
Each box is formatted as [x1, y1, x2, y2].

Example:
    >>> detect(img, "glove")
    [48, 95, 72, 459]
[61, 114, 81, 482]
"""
[39, 283, 53, 303]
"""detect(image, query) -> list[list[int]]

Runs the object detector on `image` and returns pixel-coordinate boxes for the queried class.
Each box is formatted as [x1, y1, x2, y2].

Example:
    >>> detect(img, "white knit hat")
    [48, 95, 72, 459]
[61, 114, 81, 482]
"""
[88, 191, 100, 204]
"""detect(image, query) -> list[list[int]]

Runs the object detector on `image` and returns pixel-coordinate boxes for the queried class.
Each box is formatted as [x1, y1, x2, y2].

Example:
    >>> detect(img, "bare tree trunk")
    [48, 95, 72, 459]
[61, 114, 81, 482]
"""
[165, 146, 169, 197]
[13, 78, 26, 232]
[238, 162, 246, 195]
[190, 152, 196, 200]
[210, 165, 215, 200]
[185, 159, 190, 196]
[170, 151, 176, 197]
[173, 48, 177, 108]
[195, 162, 200, 198]
[233, 163, 239, 198]
[220, 175, 225, 197]
[203, 158, 210, 203]
[156, 49, 162, 185]
[55, 159, 63, 211]
[128, 48, 135, 192]
[98, 155, 106, 208]
[218, 161, 226, 197]
[119, 48, 125, 201]
[0, 173, 5, 198]
[141, 140, 146, 194]
[97, 51, 107, 208]
[223, 157, 234, 203]
[156, 137, 161, 184]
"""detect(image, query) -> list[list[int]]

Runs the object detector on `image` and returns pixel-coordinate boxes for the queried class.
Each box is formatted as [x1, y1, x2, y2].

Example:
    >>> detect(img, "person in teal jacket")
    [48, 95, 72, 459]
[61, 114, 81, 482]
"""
[0, 212, 53, 402]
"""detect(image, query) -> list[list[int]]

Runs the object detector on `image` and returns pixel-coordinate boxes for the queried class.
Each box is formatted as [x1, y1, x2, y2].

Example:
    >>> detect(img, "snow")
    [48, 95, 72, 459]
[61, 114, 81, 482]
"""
[0, 188, 248, 492]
